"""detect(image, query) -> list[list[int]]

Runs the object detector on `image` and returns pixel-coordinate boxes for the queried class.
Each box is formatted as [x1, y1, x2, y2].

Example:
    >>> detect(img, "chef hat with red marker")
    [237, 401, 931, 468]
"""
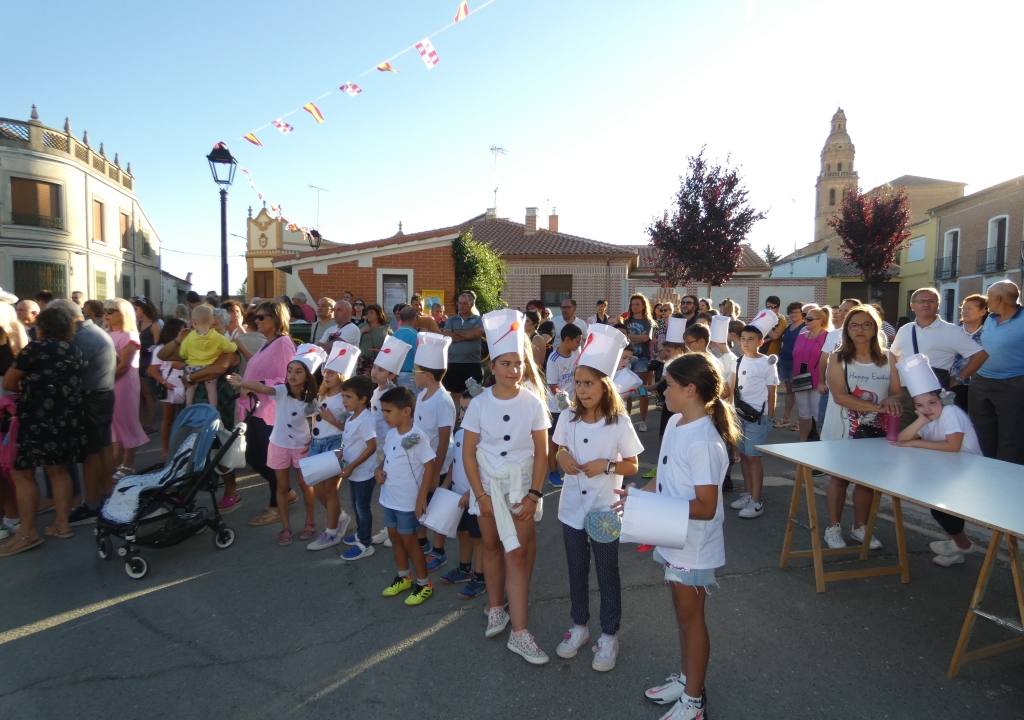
[373, 334, 411, 375]
[323, 340, 361, 378]
[483, 308, 525, 359]
[291, 343, 327, 375]
[576, 323, 628, 378]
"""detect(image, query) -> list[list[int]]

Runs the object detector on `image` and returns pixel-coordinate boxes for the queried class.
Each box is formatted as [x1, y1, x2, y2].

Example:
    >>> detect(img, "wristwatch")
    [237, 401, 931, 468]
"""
[605, 460, 617, 475]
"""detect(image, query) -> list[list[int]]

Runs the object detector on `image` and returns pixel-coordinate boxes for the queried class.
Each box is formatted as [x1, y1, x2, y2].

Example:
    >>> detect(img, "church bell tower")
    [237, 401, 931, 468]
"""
[814, 107, 859, 242]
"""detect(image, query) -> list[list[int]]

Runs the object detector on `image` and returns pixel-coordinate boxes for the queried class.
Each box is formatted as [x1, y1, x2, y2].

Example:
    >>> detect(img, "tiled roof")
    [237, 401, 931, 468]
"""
[628, 243, 769, 273]
[273, 220, 470, 263]
[777, 238, 831, 264]
[884, 175, 965, 188]
[468, 218, 635, 257]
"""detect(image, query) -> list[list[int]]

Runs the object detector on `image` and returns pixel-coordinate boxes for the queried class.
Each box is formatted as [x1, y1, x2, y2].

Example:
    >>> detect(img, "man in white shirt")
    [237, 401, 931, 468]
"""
[319, 300, 361, 348]
[552, 297, 588, 338]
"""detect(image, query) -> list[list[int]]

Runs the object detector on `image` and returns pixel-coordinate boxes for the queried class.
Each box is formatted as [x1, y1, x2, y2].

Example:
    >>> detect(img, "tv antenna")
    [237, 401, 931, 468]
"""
[489, 146, 507, 211]
[308, 184, 329, 228]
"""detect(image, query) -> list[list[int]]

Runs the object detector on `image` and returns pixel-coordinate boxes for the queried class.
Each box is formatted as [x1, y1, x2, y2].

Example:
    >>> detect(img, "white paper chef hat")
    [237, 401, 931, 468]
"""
[374, 334, 411, 375]
[292, 343, 327, 375]
[665, 316, 687, 344]
[415, 332, 451, 370]
[577, 323, 628, 377]
[323, 340, 360, 378]
[614, 367, 643, 395]
[750, 309, 779, 338]
[897, 353, 941, 398]
[710, 315, 731, 344]
[0, 286, 18, 304]
[483, 309, 524, 360]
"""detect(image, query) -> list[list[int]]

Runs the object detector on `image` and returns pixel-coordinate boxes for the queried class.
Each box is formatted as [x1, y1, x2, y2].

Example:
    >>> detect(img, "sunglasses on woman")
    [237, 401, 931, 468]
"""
[254, 314, 268, 321]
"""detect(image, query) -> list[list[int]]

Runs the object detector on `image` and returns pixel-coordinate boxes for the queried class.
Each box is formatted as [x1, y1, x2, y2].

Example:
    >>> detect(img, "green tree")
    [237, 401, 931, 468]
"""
[762, 243, 781, 266]
[453, 230, 506, 313]
[235, 277, 248, 299]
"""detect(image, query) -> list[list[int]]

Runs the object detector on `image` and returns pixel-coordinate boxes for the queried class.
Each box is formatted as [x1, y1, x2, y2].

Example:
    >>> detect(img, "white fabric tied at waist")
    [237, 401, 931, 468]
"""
[472, 452, 542, 553]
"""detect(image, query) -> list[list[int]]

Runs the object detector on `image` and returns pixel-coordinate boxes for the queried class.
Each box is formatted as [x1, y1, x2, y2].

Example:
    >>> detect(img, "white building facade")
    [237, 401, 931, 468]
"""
[0, 107, 174, 309]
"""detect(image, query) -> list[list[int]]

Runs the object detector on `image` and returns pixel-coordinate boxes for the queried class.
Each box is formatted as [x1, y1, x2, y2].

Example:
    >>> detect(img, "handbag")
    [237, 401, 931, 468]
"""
[734, 356, 765, 423]
[791, 362, 814, 392]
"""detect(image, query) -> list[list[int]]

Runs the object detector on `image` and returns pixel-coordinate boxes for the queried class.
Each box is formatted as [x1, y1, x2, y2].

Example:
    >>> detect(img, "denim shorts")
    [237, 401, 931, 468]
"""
[381, 506, 420, 535]
[308, 434, 343, 456]
[654, 550, 719, 590]
[739, 415, 771, 456]
[630, 356, 650, 374]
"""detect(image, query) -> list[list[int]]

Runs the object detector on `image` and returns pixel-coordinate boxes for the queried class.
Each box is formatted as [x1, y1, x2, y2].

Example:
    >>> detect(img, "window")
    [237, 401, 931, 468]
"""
[826, 163, 831, 173]
[10, 177, 63, 229]
[253, 271, 275, 299]
[829, 188, 836, 206]
[906, 236, 925, 263]
[120, 212, 130, 249]
[121, 272, 132, 299]
[141, 232, 152, 257]
[988, 215, 1008, 260]
[837, 162, 843, 172]
[90, 199, 104, 242]
[944, 229, 959, 262]
[143, 278, 152, 301]
[943, 289, 956, 323]
[13, 260, 67, 299]
[380, 272, 412, 311]
[95, 271, 108, 300]
[540, 274, 572, 306]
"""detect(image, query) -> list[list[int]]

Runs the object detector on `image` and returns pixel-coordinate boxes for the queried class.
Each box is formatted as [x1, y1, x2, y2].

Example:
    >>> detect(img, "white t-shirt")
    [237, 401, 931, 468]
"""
[461, 387, 551, 468]
[379, 425, 436, 512]
[655, 415, 728, 570]
[319, 322, 361, 348]
[269, 384, 313, 449]
[890, 317, 983, 371]
[415, 387, 456, 453]
[552, 412, 644, 530]
[713, 349, 737, 388]
[150, 344, 185, 405]
[371, 383, 394, 450]
[546, 348, 579, 412]
[312, 391, 346, 439]
[918, 404, 982, 456]
[552, 316, 588, 339]
[448, 428, 471, 495]
[822, 329, 843, 355]
[342, 409, 377, 482]
[735, 355, 779, 411]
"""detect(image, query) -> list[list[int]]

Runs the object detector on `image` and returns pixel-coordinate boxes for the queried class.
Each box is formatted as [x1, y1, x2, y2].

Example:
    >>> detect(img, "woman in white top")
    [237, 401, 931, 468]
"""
[821, 305, 902, 550]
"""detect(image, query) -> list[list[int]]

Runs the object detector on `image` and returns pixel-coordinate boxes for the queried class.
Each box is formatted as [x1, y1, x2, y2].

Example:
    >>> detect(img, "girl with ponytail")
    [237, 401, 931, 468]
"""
[613, 352, 737, 719]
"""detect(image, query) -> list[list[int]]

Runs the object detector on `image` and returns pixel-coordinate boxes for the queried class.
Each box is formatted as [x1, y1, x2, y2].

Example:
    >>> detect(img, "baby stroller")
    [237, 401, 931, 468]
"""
[95, 404, 245, 579]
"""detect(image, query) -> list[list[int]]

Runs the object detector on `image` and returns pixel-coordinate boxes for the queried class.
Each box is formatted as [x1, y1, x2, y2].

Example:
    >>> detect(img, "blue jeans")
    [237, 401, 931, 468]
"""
[817, 390, 830, 430]
[350, 480, 375, 545]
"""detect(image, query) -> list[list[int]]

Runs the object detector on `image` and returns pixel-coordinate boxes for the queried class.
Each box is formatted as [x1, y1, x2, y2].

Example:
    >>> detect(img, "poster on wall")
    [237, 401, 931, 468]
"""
[421, 289, 444, 310]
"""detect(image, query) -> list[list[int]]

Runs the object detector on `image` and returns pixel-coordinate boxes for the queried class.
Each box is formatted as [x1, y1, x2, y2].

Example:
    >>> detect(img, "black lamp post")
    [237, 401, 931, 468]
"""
[307, 229, 323, 250]
[207, 142, 237, 299]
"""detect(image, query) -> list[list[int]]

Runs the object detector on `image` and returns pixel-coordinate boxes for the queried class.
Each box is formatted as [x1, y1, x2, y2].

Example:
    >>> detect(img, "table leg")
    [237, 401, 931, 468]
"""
[804, 466, 825, 593]
[948, 531, 1003, 678]
[859, 489, 882, 561]
[891, 497, 910, 584]
[779, 465, 805, 569]
[1011, 537, 1023, 630]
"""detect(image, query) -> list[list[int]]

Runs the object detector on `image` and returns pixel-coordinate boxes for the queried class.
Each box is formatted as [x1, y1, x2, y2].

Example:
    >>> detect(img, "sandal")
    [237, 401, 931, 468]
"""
[112, 465, 136, 481]
[0, 532, 44, 557]
[298, 523, 317, 542]
[44, 524, 74, 539]
[217, 493, 242, 512]
[286, 490, 299, 505]
[277, 529, 293, 546]
[248, 508, 279, 527]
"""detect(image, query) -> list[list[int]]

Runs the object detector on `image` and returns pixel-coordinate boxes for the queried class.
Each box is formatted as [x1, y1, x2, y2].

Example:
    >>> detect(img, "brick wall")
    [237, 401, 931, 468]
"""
[297, 244, 456, 307]
[502, 258, 631, 314]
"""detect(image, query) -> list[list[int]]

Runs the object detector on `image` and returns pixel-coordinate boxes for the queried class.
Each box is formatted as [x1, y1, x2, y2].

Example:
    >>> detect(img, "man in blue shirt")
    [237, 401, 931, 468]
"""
[440, 291, 484, 399]
[968, 280, 1024, 464]
[394, 305, 420, 392]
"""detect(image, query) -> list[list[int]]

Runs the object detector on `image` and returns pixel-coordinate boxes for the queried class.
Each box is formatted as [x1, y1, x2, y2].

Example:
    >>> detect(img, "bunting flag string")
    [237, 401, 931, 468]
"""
[239, 0, 495, 144]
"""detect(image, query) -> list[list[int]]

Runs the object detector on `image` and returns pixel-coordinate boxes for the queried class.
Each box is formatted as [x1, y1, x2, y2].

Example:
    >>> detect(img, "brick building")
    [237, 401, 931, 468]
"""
[930, 175, 1024, 322]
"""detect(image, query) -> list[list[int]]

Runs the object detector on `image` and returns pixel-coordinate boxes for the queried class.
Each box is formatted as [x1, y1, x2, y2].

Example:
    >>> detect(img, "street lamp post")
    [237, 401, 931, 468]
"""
[206, 142, 237, 299]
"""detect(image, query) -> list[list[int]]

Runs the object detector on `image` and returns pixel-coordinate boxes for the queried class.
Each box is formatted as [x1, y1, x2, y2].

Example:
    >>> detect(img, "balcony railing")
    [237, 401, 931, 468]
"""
[11, 212, 65, 230]
[976, 246, 1006, 274]
[934, 254, 958, 280]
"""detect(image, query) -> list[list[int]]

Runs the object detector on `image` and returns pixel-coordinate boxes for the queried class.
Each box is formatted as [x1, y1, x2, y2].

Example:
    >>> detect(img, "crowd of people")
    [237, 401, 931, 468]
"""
[1, 279, 1022, 720]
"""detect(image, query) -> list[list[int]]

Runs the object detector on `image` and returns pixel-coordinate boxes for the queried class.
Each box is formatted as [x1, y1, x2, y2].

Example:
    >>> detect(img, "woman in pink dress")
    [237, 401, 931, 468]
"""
[105, 298, 150, 478]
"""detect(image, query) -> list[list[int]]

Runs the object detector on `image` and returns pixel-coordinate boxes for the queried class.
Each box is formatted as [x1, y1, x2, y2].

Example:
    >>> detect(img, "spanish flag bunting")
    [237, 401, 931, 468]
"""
[376, 61, 398, 73]
[454, 1, 469, 23]
[243, 132, 263, 147]
[303, 102, 325, 124]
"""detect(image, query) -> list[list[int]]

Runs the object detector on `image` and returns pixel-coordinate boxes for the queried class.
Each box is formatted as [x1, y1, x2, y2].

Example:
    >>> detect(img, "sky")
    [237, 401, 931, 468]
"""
[6, 0, 1024, 293]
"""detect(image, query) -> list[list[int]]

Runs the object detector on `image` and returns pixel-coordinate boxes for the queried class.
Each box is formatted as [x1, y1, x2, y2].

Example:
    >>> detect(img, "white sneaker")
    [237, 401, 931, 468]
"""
[485, 606, 510, 639]
[2, 517, 19, 531]
[729, 493, 752, 510]
[306, 531, 341, 551]
[636, 420, 648, 432]
[372, 528, 389, 545]
[507, 629, 550, 665]
[930, 539, 973, 556]
[932, 552, 965, 568]
[850, 525, 882, 550]
[659, 698, 706, 720]
[336, 511, 351, 539]
[0, 526, 9, 542]
[555, 625, 590, 659]
[824, 523, 846, 549]
[591, 634, 619, 672]
[645, 672, 687, 705]
[737, 500, 764, 519]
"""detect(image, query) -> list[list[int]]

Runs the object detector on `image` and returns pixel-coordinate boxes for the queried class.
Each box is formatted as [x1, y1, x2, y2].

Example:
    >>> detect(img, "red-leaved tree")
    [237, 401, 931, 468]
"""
[647, 148, 766, 295]
[828, 185, 911, 300]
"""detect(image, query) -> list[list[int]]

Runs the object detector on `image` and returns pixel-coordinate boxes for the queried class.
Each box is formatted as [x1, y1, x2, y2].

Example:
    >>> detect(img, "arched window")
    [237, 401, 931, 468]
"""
[837, 162, 843, 172]
[826, 163, 831, 173]
[829, 188, 836, 206]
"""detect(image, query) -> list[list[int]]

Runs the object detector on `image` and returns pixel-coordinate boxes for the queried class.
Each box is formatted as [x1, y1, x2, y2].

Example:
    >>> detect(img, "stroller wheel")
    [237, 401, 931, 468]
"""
[97, 536, 113, 560]
[214, 527, 236, 549]
[124, 556, 149, 580]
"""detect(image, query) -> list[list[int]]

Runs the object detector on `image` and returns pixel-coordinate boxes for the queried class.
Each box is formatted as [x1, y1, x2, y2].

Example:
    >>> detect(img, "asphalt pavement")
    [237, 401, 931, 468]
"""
[1, 415, 1021, 720]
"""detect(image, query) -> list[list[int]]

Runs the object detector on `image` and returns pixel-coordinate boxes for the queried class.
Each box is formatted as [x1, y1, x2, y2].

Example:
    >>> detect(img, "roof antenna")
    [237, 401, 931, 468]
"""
[490, 145, 507, 214]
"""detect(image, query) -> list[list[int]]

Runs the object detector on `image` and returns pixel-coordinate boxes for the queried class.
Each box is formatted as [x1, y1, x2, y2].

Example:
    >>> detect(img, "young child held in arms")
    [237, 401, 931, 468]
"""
[180, 304, 237, 406]
[896, 353, 983, 568]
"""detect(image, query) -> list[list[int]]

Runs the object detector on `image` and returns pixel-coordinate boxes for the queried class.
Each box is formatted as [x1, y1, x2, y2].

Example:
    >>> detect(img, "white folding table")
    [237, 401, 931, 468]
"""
[758, 438, 1024, 678]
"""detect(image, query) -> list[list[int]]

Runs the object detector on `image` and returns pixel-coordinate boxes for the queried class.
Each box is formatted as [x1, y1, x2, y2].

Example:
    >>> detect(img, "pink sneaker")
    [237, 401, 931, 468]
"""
[217, 493, 241, 512]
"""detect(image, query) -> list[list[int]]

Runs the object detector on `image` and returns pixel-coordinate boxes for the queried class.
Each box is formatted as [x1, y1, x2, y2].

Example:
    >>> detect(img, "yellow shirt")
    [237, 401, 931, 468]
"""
[763, 312, 788, 356]
[180, 329, 237, 367]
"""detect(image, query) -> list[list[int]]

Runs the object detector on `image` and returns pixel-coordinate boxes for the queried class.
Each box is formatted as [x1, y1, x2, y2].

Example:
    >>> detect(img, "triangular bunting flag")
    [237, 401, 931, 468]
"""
[376, 61, 398, 73]
[303, 102, 325, 124]
[414, 38, 440, 69]
[454, 1, 469, 23]
[243, 132, 263, 147]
